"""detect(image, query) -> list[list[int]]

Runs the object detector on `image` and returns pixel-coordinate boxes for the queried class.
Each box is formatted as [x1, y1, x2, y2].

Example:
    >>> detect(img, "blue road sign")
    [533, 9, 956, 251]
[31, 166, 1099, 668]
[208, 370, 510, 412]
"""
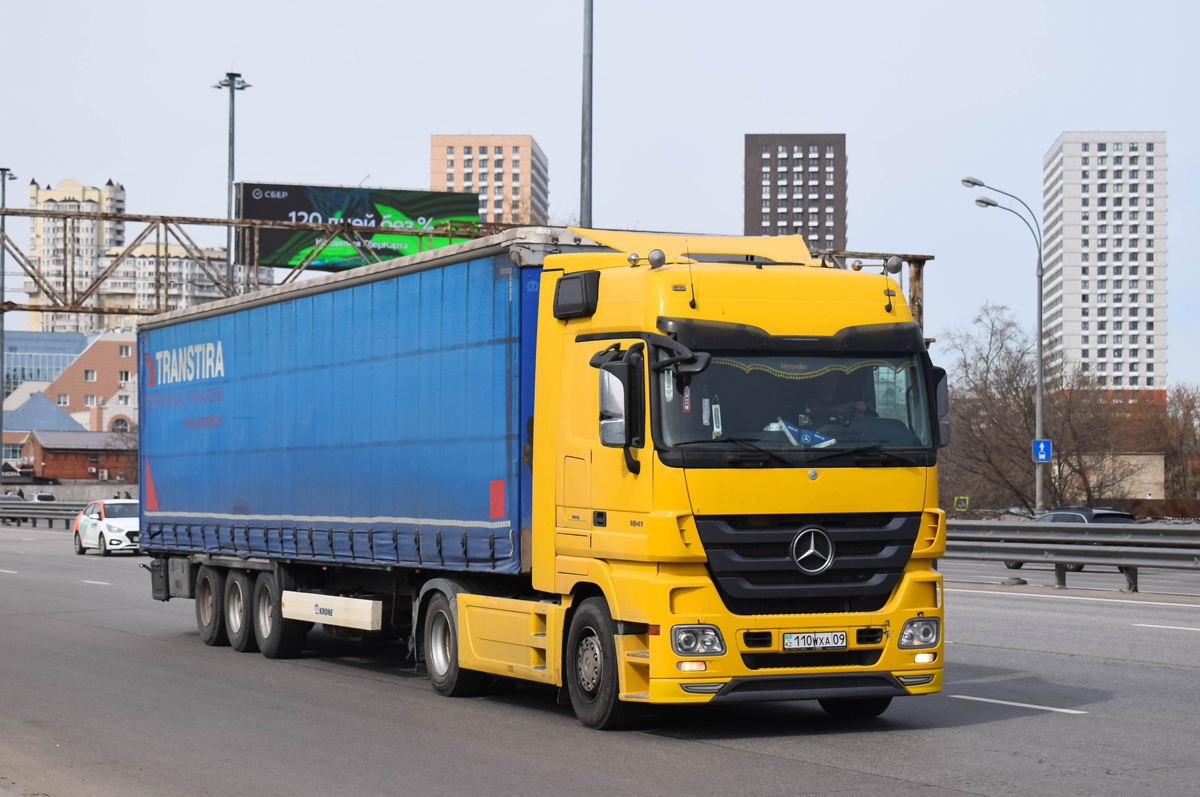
[1033, 439, 1053, 463]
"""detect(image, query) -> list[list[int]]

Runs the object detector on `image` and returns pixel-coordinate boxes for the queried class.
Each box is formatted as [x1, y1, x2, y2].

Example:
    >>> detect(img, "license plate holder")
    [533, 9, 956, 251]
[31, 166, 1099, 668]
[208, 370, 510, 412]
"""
[782, 631, 847, 651]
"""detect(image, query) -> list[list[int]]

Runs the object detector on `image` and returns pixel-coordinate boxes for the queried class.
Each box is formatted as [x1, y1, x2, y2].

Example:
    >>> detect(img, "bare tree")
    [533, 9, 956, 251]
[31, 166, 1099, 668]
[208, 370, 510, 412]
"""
[939, 304, 1139, 512]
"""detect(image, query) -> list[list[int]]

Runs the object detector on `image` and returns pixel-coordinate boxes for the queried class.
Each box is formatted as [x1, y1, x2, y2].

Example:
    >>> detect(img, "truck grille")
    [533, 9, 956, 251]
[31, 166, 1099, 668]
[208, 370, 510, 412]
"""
[694, 513, 922, 616]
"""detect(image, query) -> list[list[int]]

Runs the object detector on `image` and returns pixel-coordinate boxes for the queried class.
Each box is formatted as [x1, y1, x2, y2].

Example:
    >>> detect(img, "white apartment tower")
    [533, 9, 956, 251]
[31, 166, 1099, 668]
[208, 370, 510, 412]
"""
[26, 178, 126, 333]
[1041, 132, 1167, 391]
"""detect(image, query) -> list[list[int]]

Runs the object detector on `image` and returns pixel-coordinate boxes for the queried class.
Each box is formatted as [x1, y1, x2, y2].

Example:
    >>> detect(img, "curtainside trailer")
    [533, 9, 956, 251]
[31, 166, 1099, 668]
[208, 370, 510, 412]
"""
[141, 226, 949, 728]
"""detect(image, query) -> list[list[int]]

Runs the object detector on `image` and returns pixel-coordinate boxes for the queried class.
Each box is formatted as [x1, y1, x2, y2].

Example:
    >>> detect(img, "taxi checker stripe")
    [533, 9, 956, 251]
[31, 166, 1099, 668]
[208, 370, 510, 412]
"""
[142, 510, 511, 530]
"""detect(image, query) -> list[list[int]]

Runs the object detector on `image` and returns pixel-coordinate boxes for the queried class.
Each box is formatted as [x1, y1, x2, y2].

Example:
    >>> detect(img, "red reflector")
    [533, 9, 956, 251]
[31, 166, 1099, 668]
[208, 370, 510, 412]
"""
[648, 625, 660, 636]
[489, 479, 505, 519]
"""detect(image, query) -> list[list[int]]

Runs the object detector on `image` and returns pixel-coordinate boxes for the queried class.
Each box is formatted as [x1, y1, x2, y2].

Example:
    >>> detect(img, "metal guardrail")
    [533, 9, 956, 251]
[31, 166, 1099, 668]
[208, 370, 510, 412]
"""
[0, 502, 88, 530]
[945, 519, 1200, 592]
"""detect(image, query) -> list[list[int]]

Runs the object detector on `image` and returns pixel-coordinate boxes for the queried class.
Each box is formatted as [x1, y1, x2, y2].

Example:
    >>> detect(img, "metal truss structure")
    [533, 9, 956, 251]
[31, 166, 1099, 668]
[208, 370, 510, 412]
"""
[0, 208, 512, 317]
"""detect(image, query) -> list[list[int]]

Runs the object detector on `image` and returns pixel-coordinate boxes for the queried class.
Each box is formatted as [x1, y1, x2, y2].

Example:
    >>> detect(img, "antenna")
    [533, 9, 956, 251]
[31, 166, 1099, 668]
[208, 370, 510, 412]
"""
[685, 240, 697, 309]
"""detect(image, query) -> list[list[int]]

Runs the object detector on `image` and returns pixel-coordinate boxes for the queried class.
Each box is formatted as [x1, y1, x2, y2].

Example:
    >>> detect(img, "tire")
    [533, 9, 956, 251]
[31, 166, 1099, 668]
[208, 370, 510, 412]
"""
[1066, 564, 1084, 572]
[565, 597, 644, 730]
[97, 533, 110, 557]
[1003, 561, 1023, 570]
[819, 696, 893, 719]
[73, 532, 85, 555]
[195, 565, 229, 646]
[224, 570, 259, 653]
[423, 592, 486, 697]
[252, 570, 308, 659]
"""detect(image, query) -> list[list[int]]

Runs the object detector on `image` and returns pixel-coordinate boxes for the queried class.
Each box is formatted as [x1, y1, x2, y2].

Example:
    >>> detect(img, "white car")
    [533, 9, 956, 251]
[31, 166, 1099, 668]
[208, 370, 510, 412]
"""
[73, 499, 141, 556]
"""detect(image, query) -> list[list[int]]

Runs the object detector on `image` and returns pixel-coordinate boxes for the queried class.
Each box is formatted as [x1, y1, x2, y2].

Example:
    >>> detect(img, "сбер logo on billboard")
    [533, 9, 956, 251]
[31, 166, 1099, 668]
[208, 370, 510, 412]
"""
[251, 188, 263, 200]
[251, 187, 288, 200]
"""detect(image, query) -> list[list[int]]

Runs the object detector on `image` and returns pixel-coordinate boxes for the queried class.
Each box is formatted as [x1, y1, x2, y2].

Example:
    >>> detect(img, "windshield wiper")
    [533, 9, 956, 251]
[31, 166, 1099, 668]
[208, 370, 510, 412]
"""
[806, 444, 917, 467]
[673, 437, 791, 467]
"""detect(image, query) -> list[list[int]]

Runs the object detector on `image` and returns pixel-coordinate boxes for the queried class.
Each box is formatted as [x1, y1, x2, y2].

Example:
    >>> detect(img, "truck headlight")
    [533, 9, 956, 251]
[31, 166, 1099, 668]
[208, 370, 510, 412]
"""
[672, 625, 725, 656]
[898, 618, 940, 649]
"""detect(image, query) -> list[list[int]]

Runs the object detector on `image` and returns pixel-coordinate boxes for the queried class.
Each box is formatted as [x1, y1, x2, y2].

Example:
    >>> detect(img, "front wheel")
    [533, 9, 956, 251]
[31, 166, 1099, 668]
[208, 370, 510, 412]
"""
[819, 696, 892, 719]
[97, 534, 110, 557]
[73, 532, 85, 555]
[565, 597, 644, 730]
[423, 592, 485, 697]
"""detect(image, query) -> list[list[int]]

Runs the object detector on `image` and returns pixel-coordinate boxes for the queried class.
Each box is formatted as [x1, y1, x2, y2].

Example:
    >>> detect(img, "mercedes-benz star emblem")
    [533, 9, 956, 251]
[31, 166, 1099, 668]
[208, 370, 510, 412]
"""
[791, 528, 835, 575]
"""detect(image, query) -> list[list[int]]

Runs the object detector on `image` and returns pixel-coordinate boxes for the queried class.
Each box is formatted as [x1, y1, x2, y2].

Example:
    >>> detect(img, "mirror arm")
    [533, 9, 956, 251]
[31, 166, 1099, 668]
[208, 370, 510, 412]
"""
[623, 446, 641, 475]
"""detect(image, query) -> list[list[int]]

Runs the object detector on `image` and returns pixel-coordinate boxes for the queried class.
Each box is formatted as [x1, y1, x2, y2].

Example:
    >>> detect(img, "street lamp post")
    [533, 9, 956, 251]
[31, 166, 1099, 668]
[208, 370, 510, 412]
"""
[214, 72, 250, 289]
[0, 167, 15, 468]
[962, 176, 1046, 512]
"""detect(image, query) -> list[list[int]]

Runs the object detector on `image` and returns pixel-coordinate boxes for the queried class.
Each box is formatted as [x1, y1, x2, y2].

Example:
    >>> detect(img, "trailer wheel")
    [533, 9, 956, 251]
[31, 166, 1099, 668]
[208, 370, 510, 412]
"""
[224, 570, 259, 653]
[195, 565, 229, 646]
[423, 592, 485, 697]
[565, 597, 644, 730]
[818, 696, 892, 719]
[252, 570, 308, 659]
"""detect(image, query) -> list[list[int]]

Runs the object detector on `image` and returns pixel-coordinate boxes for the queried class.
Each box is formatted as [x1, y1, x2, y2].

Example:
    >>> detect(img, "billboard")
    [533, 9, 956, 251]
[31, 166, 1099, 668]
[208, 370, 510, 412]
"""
[236, 182, 479, 270]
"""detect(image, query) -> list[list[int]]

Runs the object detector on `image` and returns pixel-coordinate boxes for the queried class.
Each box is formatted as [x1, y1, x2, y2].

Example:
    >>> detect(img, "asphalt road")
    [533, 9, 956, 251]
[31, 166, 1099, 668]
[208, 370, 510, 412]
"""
[3, 525, 1200, 797]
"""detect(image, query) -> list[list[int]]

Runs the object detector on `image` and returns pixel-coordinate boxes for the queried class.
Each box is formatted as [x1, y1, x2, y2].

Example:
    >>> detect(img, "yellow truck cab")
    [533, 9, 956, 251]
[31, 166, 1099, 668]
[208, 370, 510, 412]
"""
[462, 228, 947, 728]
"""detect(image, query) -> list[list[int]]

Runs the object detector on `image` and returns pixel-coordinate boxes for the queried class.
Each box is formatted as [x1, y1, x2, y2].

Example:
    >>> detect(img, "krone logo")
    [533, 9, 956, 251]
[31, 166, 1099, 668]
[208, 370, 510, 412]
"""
[791, 528, 835, 575]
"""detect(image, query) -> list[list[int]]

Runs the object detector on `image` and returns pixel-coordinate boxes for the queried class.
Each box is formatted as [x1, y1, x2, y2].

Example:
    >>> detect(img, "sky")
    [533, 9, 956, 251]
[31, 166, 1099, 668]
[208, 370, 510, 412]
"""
[1, 0, 1196, 380]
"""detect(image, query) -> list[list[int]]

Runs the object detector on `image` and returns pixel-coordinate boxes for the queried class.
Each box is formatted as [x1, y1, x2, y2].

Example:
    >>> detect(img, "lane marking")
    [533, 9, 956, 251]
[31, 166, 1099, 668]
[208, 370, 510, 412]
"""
[1132, 623, 1200, 632]
[0, 569, 16, 574]
[82, 580, 111, 585]
[948, 695, 1087, 714]
[947, 588, 1200, 609]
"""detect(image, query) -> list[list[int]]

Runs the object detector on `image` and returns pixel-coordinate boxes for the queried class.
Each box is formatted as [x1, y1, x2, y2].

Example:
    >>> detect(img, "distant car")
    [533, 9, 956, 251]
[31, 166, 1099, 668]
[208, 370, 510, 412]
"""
[25, 492, 56, 502]
[73, 499, 141, 556]
[1004, 506, 1138, 571]
[0, 494, 25, 502]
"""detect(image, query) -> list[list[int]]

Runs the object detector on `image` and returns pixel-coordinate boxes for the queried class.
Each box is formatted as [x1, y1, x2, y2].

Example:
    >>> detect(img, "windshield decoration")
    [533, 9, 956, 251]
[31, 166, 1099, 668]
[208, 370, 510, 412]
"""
[709, 357, 915, 381]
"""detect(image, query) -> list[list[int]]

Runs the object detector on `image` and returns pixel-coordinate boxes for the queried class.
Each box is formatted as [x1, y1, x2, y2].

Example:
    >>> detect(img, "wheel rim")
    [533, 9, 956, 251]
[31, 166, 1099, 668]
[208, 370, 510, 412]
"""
[575, 626, 603, 700]
[429, 609, 453, 677]
[257, 585, 273, 639]
[227, 580, 243, 635]
[74, 533, 81, 550]
[198, 576, 214, 627]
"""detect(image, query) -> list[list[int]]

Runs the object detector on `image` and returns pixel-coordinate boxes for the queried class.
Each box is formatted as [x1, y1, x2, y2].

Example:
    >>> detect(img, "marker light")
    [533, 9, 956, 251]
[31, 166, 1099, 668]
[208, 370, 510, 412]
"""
[677, 661, 708, 672]
[914, 652, 937, 664]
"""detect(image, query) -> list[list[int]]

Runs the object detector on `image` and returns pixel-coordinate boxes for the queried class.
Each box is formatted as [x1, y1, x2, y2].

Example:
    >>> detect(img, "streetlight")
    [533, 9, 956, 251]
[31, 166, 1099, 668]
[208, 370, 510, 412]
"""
[963, 176, 1046, 511]
[214, 72, 250, 289]
[0, 167, 15, 467]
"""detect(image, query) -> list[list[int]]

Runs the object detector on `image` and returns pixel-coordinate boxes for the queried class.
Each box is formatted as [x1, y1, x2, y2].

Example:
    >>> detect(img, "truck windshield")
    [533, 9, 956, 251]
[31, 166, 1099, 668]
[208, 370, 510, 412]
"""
[657, 351, 932, 452]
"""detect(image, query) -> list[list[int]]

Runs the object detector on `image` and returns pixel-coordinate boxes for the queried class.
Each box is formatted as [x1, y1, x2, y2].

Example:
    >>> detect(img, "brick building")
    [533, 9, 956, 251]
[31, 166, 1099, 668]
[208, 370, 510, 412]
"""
[430, 134, 549, 225]
[27, 431, 137, 483]
[41, 329, 137, 432]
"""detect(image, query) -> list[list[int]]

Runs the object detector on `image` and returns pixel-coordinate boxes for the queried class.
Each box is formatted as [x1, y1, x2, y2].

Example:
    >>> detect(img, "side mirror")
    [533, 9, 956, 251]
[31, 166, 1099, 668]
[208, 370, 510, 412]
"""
[932, 366, 950, 448]
[590, 342, 645, 473]
[598, 370, 627, 446]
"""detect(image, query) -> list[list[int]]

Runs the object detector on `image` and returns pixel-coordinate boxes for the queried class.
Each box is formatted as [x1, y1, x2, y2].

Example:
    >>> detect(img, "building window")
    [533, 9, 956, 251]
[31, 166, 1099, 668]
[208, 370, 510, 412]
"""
[57, 394, 69, 406]
[112, 418, 130, 433]
[84, 369, 97, 382]
[118, 345, 131, 357]
[1082, 143, 1089, 152]
[118, 395, 130, 406]
[118, 370, 130, 383]
[84, 395, 96, 407]
[494, 200, 502, 210]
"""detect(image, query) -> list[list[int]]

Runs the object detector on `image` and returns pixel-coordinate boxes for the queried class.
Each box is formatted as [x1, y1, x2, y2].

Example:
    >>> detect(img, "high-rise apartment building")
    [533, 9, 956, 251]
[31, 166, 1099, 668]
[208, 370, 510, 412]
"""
[1041, 132, 1167, 391]
[26, 178, 126, 333]
[430, 135, 549, 225]
[24, 179, 267, 332]
[744, 134, 847, 250]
